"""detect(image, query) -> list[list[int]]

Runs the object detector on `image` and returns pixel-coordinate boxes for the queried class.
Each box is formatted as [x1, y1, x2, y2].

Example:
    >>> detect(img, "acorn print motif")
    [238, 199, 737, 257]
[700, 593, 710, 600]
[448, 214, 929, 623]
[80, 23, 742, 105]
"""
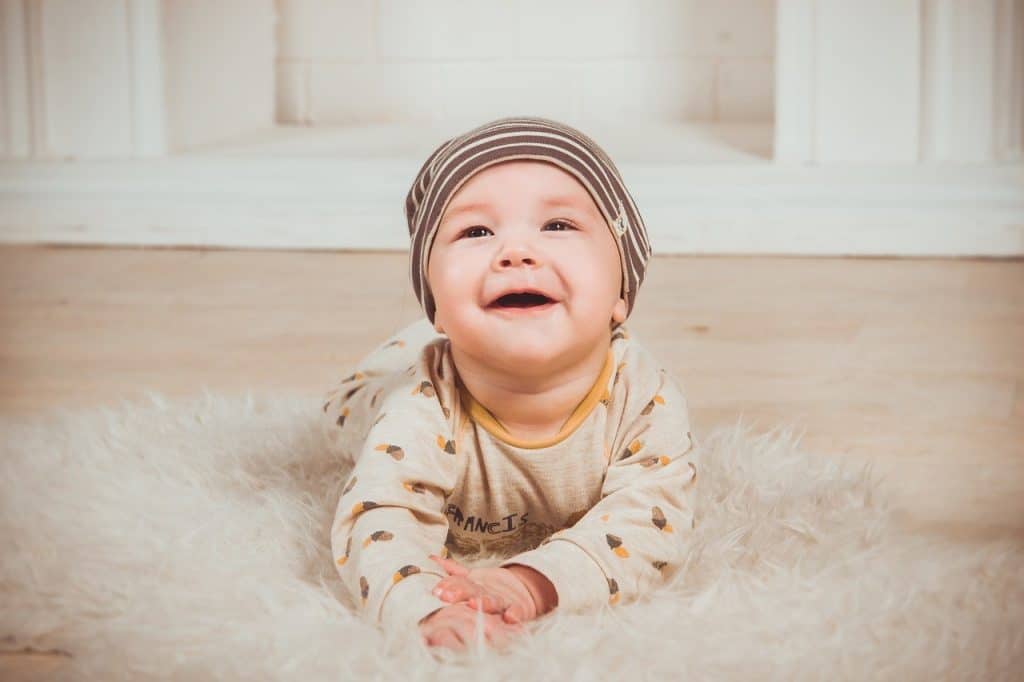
[336, 406, 350, 428]
[336, 536, 353, 567]
[411, 380, 436, 397]
[640, 455, 671, 468]
[606, 533, 630, 558]
[652, 560, 668, 571]
[619, 439, 643, 461]
[599, 388, 611, 407]
[403, 481, 426, 494]
[436, 435, 456, 454]
[342, 372, 365, 384]
[362, 530, 394, 548]
[342, 475, 357, 496]
[652, 506, 674, 533]
[374, 443, 405, 461]
[640, 394, 665, 416]
[393, 564, 421, 584]
[351, 500, 379, 515]
[360, 576, 369, 605]
[608, 578, 620, 605]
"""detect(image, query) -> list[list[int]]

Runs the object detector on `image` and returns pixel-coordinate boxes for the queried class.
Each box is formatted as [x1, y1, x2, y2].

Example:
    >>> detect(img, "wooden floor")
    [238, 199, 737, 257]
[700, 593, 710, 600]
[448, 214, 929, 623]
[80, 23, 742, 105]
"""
[1, 245, 1022, 676]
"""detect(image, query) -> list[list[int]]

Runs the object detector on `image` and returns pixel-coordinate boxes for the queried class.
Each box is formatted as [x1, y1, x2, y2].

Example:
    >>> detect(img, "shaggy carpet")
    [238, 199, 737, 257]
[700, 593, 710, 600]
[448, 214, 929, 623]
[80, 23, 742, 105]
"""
[0, 390, 1021, 681]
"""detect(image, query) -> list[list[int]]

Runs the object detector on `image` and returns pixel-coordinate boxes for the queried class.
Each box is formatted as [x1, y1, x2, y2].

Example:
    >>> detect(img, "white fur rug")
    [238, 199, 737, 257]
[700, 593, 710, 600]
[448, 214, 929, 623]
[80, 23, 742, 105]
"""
[1, 391, 1021, 681]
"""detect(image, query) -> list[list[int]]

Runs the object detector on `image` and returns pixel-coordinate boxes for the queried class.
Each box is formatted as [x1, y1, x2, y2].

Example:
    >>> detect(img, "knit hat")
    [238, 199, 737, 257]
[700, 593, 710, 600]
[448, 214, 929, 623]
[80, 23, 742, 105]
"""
[405, 116, 651, 323]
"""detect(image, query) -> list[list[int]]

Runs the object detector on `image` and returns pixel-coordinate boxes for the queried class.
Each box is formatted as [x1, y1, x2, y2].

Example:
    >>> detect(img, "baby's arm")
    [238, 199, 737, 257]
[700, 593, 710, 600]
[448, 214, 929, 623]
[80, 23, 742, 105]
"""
[498, 369, 698, 612]
[330, 379, 460, 630]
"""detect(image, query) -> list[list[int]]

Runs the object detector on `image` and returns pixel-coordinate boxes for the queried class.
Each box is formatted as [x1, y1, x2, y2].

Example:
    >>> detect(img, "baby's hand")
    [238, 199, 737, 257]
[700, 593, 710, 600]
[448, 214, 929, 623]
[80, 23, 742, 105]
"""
[429, 555, 553, 624]
[419, 602, 522, 651]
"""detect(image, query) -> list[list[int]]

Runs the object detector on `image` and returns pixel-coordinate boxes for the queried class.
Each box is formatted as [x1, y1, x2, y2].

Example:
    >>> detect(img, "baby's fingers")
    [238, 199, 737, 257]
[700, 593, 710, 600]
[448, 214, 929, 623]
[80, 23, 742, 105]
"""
[433, 576, 508, 613]
[424, 625, 465, 651]
[451, 611, 522, 652]
[432, 575, 478, 602]
[429, 554, 469, 577]
[467, 591, 510, 614]
[502, 602, 532, 624]
[482, 619, 523, 651]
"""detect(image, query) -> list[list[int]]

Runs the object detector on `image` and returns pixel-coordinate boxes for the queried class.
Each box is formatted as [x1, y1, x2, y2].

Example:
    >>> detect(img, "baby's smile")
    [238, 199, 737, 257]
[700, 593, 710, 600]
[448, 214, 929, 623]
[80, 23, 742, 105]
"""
[488, 299, 557, 318]
[485, 286, 560, 319]
[490, 291, 551, 307]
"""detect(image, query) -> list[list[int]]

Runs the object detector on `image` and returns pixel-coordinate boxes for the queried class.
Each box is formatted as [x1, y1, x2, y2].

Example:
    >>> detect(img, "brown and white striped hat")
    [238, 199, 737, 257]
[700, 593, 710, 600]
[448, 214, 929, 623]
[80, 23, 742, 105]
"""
[405, 116, 652, 323]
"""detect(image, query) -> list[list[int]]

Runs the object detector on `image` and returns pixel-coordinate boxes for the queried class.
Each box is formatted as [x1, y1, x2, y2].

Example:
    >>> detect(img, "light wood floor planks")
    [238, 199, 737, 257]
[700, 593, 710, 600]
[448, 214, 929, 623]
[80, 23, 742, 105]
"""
[1, 245, 1022, 676]
[1, 246, 1021, 531]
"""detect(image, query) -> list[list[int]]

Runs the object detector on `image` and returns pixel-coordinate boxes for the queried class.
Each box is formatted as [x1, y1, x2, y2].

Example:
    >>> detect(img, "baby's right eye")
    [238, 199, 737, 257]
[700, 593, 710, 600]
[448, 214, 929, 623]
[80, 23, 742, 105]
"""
[461, 226, 492, 239]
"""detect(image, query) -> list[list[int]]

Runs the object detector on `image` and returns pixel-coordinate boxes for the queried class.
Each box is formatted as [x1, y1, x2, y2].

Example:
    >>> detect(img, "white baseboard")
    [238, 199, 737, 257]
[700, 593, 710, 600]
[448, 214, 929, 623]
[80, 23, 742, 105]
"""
[1, 124, 1021, 256]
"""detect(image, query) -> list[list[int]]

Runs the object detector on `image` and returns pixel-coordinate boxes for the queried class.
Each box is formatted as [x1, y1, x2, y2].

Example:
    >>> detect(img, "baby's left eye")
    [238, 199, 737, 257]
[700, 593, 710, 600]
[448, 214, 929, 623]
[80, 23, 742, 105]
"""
[543, 221, 575, 232]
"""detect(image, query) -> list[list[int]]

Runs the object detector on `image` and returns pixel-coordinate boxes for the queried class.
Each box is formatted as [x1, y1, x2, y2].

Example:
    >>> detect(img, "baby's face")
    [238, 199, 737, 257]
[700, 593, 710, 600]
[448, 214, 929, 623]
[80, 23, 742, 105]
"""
[426, 160, 626, 373]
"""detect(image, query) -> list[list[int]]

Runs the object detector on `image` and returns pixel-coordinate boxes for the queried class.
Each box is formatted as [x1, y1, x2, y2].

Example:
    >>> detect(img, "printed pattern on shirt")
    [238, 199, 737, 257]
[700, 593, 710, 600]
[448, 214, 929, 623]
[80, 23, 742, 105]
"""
[321, 319, 698, 624]
[513, 355, 698, 611]
[323, 329, 460, 626]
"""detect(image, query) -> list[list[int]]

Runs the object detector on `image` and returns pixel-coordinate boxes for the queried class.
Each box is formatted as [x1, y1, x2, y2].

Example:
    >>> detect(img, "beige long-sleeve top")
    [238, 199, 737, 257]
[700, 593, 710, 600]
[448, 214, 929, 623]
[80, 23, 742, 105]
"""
[322, 319, 698, 631]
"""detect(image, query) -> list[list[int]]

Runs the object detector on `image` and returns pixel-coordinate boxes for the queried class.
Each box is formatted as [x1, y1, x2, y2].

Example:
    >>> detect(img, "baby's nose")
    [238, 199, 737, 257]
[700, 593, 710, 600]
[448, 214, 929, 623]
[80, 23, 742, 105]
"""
[501, 253, 535, 267]
[496, 245, 537, 268]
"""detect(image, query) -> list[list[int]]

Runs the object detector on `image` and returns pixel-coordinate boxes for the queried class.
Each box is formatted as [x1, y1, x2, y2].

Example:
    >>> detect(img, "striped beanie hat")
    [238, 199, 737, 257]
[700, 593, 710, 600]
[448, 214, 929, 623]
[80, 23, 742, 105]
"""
[405, 116, 652, 323]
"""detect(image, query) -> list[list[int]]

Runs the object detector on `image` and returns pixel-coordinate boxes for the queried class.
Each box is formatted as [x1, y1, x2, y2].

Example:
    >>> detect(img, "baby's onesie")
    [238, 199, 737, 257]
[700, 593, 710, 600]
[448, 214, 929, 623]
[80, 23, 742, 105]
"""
[321, 319, 698, 630]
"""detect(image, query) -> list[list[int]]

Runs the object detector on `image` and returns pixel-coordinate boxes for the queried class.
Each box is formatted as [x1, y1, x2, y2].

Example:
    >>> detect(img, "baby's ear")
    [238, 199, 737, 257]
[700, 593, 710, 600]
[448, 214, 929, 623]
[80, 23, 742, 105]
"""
[611, 297, 627, 325]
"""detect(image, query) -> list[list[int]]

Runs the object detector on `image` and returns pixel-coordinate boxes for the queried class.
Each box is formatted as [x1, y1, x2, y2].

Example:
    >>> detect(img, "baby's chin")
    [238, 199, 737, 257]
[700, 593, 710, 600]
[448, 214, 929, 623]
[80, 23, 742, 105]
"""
[454, 331, 605, 376]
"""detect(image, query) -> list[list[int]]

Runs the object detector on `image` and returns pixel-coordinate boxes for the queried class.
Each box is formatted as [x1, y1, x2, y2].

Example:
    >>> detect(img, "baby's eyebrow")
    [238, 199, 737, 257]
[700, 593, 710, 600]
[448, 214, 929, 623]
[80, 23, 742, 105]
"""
[540, 195, 585, 209]
[442, 202, 492, 223]
[441, 195, 596, 225]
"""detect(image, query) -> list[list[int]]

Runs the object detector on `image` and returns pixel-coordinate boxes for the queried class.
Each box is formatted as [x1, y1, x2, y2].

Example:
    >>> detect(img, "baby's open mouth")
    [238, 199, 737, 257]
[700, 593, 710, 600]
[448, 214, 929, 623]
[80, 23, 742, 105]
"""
[489, 292, 555, 308]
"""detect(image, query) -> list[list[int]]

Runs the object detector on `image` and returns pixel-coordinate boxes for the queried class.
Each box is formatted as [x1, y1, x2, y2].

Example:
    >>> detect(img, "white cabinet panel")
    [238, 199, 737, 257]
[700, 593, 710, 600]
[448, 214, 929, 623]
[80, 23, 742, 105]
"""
[162, 0, 275, 151]
[993, 0, 1024, 161]
[0, 0, 33, 157]
[814, 0, 921, 162]
[921, 0, 996, 161]
[40, 0, 133, 158]
[774, 0, 814, 161]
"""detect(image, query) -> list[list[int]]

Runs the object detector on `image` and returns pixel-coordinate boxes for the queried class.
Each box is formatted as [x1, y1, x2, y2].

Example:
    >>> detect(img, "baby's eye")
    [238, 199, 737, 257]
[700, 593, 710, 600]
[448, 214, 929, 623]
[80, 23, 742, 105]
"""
[543, 220, 575, 232]
[460, 226, 492, 239]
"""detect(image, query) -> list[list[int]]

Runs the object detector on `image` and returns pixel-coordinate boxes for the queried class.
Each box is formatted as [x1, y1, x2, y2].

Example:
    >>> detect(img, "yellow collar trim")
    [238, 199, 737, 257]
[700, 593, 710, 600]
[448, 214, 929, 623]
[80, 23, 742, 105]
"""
[461, 349, 614, 450]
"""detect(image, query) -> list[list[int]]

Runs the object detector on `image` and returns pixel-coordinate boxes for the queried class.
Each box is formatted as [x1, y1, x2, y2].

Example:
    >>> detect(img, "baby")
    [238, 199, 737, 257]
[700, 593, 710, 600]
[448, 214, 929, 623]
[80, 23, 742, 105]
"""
[322, 116, 698, 651]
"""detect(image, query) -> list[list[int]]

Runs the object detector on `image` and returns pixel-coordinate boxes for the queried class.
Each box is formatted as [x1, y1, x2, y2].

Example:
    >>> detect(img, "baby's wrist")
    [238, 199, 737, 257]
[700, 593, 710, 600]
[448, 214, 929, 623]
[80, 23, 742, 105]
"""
[503, 564, 558, 615]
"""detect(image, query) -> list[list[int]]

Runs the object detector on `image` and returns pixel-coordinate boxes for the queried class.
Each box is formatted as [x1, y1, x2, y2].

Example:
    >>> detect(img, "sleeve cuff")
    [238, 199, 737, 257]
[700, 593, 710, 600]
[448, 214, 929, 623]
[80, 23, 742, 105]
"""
[500, 539, 609, 613]
[378, 571, 447, 631]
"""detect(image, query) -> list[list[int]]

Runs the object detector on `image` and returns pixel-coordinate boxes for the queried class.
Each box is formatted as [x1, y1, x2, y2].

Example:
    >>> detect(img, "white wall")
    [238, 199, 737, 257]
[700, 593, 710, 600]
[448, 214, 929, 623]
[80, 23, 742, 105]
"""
[274, 0, 777, 128]
[163, 0, 277, 150]
[1, 0, 1020, 165]
[776, 0, 1024, 163]
[0, 0, 276, 159]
